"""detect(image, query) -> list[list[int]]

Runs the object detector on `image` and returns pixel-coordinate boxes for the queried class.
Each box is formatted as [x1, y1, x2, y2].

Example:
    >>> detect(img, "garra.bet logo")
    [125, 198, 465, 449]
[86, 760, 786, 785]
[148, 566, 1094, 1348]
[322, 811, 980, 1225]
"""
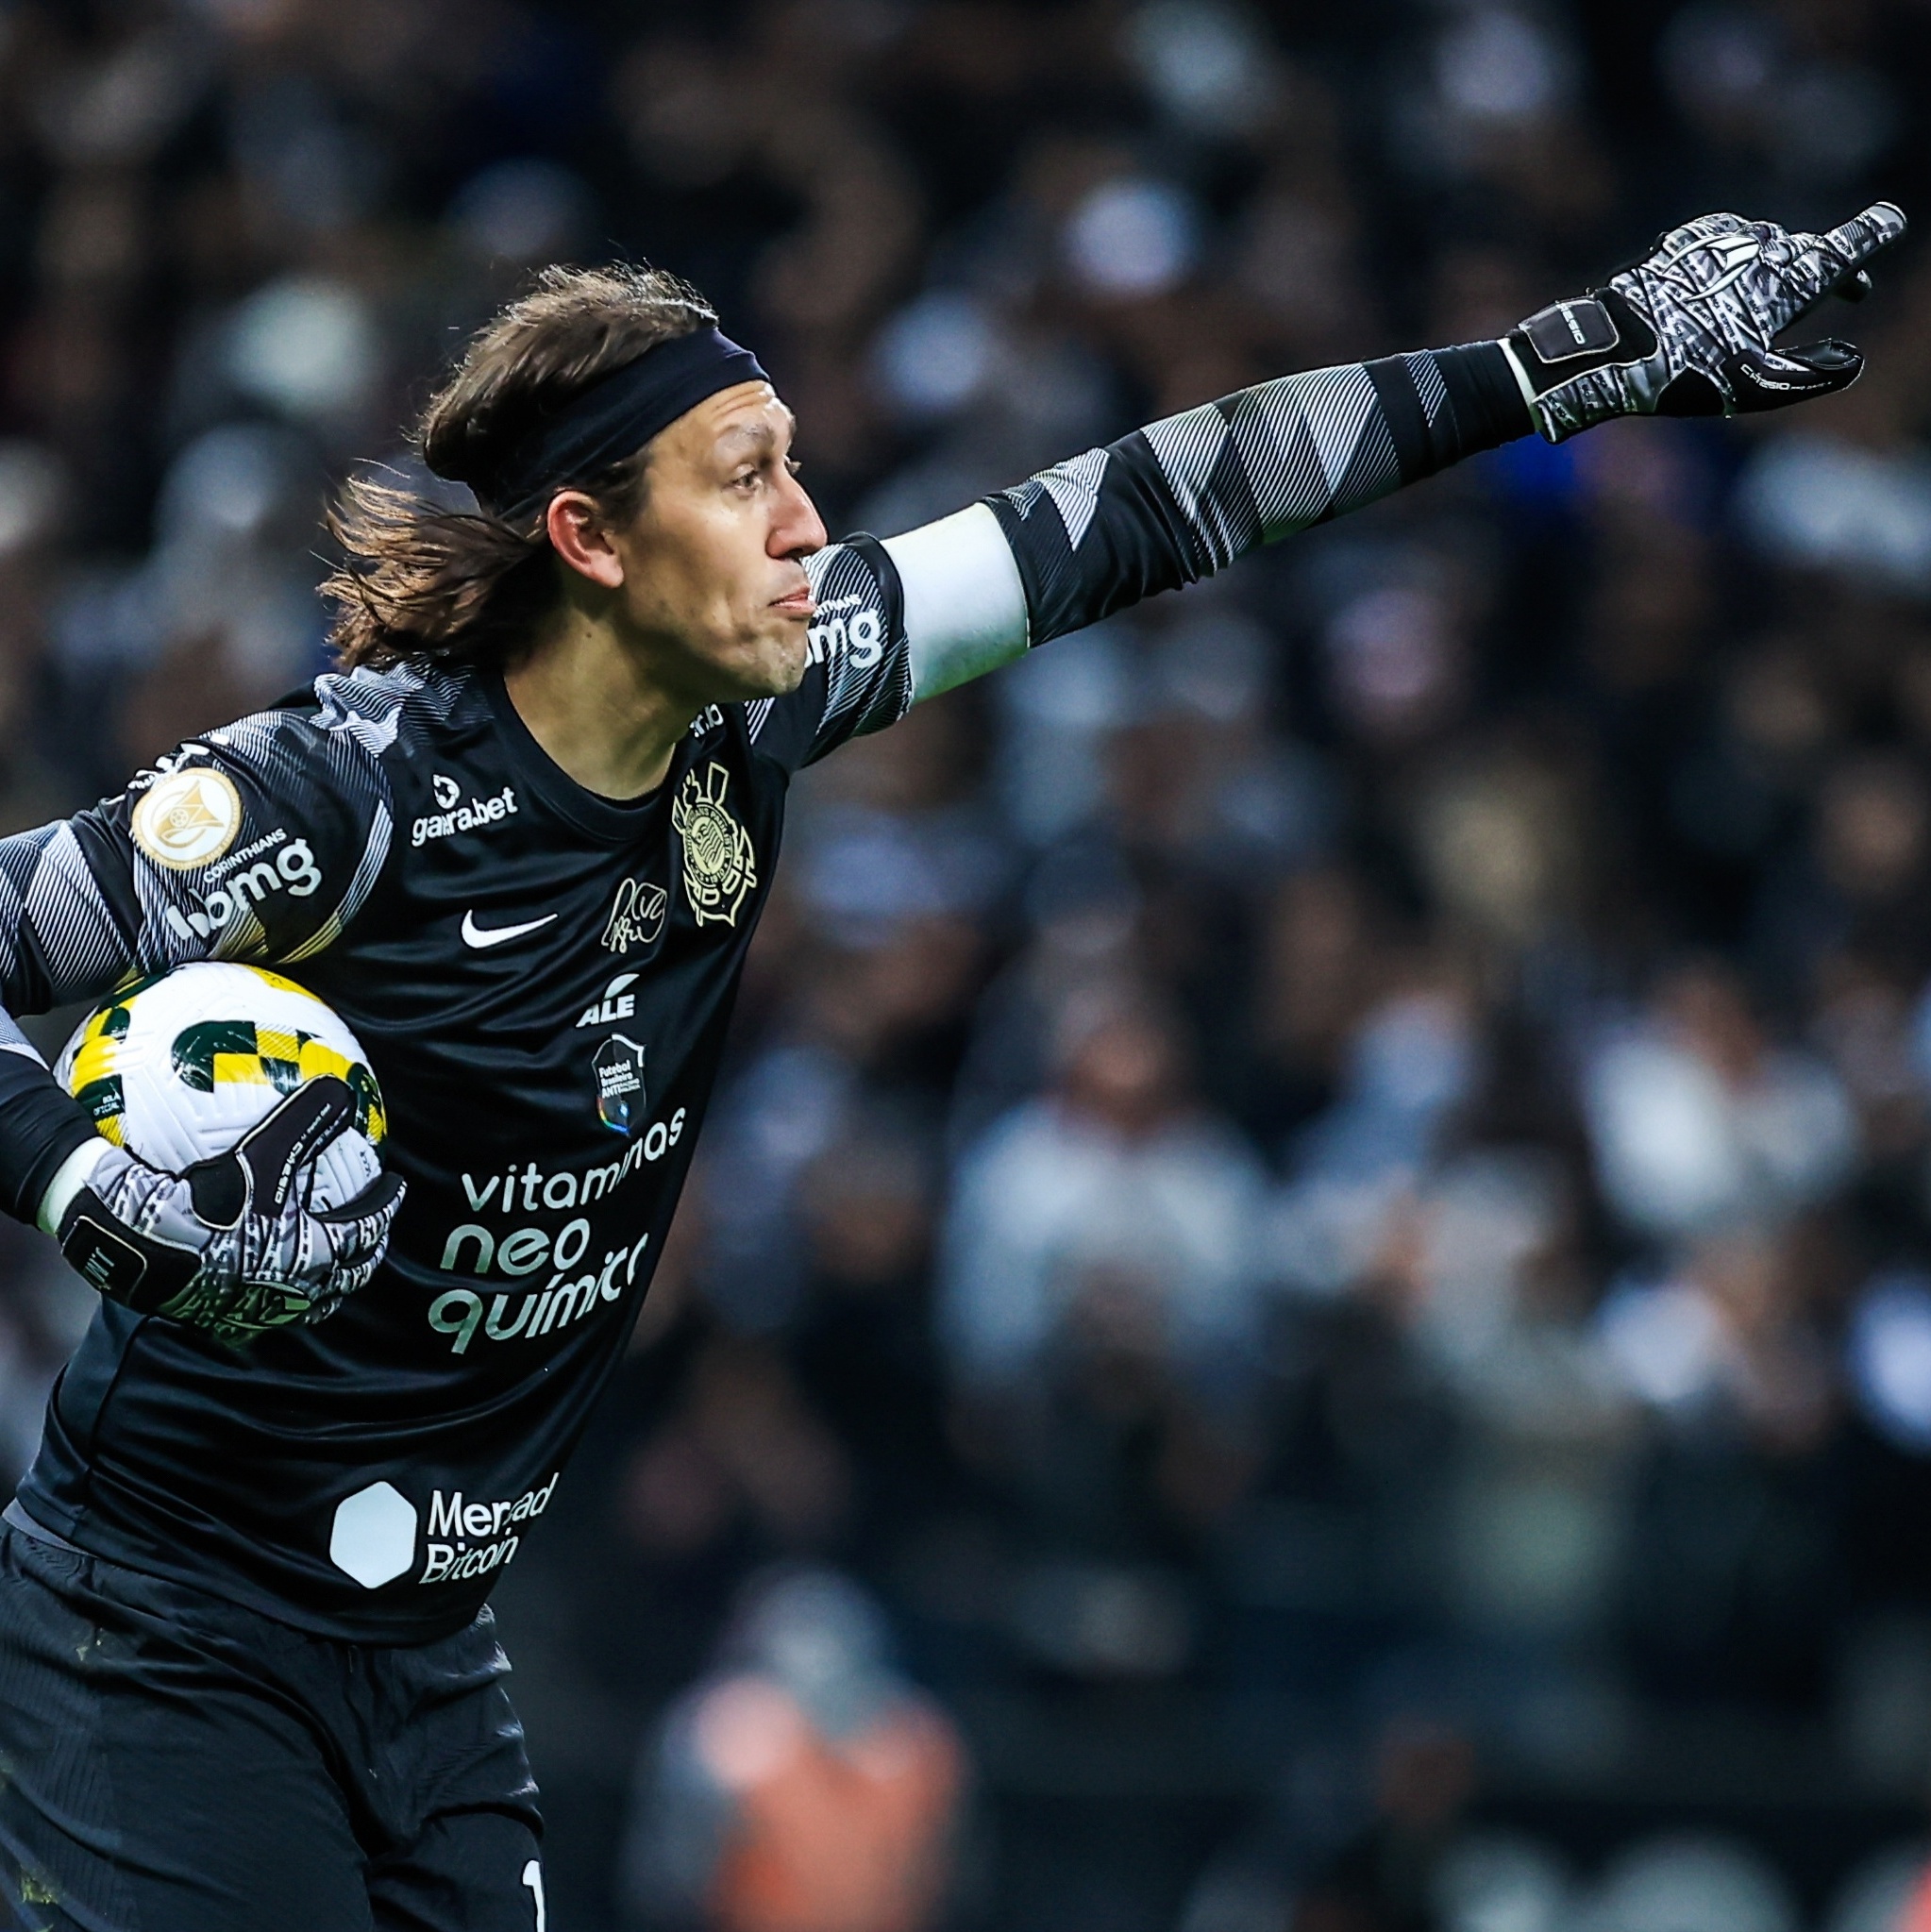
[412, 776, 519, 848]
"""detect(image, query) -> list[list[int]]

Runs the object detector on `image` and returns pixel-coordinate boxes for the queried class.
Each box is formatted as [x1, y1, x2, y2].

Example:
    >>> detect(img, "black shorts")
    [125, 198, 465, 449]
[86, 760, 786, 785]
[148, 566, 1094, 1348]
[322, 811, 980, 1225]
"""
[0, 1520, 545, 1932]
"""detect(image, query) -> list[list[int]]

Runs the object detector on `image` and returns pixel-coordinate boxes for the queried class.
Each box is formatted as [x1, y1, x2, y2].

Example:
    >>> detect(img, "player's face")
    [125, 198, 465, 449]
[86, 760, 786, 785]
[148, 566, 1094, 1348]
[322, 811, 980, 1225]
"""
[605, 381, 827, 703]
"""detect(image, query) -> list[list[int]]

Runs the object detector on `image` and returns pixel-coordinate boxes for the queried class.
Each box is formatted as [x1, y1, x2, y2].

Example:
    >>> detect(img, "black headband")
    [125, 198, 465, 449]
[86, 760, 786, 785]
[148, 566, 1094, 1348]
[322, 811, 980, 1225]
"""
[472, 324, 769, 520]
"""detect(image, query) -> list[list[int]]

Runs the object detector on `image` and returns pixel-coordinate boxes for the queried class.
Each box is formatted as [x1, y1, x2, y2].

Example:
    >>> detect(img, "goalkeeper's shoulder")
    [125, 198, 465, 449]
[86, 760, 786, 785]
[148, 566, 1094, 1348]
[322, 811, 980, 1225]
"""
[160, 658, 496, 863]
[71, 663, 493, 965]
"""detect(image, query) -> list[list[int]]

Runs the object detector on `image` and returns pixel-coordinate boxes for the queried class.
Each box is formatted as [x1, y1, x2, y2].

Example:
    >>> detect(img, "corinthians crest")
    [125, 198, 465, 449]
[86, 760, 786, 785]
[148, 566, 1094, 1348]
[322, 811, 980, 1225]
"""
[671, 763, 757, 927]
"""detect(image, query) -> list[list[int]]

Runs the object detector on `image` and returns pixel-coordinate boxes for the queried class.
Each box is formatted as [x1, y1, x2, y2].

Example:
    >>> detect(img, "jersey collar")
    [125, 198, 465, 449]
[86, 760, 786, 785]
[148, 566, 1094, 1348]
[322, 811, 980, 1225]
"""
[481, 672, 676, 846]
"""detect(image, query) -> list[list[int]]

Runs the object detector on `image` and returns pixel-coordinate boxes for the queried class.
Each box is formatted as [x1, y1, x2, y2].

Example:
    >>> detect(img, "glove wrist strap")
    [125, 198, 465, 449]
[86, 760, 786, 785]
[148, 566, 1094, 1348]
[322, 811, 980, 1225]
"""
[58, 1185, 200, 1314]
[1503, 287, 1663, 440]
[38, 1138, 113, 1237]
[1496, 336, 1542, 419]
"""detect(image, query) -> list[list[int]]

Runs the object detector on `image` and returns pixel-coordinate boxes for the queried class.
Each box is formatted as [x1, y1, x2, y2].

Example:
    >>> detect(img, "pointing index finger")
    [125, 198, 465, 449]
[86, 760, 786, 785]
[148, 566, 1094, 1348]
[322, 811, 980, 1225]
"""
[1771, 203, 1907, 329]
[1822, 201, 1909, 270]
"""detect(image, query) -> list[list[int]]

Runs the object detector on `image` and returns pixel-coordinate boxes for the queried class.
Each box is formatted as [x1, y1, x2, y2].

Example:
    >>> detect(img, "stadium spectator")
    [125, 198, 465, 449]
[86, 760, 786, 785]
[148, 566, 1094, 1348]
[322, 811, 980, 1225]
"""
[940, 986, 1268, 1404]
[622, 1566, 966, 1932]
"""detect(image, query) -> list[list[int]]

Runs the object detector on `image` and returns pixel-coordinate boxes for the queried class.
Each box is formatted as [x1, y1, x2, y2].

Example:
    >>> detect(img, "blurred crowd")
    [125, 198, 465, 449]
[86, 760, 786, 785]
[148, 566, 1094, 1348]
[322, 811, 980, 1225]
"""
[8, 0, 1931, 1926]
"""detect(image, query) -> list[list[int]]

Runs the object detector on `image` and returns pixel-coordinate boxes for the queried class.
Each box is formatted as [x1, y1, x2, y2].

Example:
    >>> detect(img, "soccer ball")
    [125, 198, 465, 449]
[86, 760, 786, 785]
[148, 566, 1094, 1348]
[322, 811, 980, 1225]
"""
[55, 964, 387, 1210]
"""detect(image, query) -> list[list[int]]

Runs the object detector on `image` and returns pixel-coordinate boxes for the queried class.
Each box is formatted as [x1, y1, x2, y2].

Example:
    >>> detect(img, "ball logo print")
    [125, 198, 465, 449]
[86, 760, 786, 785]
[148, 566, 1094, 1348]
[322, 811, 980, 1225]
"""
[169, 1019, 386, 1144]
[130, 769, 243, 870]
[671, 763, 756, 927]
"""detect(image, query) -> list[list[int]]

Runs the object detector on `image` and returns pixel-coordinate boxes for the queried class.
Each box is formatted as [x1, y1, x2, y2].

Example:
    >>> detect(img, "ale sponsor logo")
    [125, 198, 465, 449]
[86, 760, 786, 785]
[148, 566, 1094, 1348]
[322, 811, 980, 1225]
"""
[576, 972, 638, 1029]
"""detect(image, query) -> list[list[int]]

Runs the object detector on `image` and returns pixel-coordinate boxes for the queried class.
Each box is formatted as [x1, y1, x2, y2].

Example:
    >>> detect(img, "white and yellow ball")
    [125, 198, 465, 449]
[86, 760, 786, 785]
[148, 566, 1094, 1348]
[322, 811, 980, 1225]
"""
[56, 963, 387, 1210]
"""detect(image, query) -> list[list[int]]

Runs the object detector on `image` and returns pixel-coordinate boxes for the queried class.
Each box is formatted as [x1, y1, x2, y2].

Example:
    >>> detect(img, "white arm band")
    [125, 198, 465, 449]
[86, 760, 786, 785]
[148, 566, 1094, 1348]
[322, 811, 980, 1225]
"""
[38, 1136, 112, 1237]
[1496, 336, 1545, 417]
[882, 502, 1031, 703]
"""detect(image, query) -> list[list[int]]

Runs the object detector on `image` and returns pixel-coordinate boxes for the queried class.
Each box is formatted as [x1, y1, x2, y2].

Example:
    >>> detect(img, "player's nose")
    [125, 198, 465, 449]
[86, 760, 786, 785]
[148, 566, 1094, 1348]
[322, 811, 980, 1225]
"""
[771, 466, 828, 560]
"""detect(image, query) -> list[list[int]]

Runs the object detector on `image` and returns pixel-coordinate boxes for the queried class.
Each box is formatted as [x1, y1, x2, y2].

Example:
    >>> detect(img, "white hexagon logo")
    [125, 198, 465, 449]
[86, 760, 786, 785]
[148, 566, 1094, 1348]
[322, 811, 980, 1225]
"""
[329, 1481, 417, 1589]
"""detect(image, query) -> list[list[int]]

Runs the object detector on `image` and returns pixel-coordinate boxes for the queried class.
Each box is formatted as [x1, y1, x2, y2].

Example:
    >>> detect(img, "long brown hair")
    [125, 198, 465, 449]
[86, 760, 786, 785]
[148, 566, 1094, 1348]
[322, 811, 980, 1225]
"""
[322, 263, 714, 673]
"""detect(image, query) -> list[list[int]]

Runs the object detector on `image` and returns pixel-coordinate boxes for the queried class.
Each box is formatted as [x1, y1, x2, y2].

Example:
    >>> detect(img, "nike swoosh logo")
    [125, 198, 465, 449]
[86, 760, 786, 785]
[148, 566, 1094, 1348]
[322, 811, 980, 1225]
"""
[461, 910, 559, 949]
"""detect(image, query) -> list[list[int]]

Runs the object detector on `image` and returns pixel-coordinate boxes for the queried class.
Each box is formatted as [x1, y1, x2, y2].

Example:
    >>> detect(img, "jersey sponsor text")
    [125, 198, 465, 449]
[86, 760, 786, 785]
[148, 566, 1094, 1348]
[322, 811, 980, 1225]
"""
[420, 1472, 557, 1582]
[411, 783, 519, 848]
[161, 837, 323, 940]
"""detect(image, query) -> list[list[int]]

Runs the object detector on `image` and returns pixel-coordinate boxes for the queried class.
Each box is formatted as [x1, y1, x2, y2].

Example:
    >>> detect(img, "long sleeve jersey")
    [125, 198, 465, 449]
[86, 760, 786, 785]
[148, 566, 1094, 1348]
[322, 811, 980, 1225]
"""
[0, 341, 1526, 1639]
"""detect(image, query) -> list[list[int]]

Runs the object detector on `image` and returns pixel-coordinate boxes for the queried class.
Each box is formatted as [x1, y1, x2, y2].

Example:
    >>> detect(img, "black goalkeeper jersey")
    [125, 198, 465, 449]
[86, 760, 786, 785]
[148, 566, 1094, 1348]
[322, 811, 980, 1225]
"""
[11, 539, 910, 1640]
[0, 337, 1526, 1641]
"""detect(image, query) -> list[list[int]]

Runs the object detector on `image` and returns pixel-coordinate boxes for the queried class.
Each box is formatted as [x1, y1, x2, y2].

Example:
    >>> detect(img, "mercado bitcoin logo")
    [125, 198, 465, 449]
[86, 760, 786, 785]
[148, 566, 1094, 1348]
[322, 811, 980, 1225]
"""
[131, 769, 242, 870]
[671, 763, 756, 927]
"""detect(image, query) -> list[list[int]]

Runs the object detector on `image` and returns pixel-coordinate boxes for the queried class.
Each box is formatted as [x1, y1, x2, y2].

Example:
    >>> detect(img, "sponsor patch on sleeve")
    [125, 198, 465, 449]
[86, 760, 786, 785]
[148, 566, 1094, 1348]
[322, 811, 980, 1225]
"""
[130, 770, 243, 870]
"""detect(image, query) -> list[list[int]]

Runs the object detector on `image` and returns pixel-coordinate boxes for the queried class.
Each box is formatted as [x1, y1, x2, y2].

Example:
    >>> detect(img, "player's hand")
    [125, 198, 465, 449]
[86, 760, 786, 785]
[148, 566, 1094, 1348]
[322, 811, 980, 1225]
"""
[1503, 203, 1908, 444]
[54, 1078, 405, 1345]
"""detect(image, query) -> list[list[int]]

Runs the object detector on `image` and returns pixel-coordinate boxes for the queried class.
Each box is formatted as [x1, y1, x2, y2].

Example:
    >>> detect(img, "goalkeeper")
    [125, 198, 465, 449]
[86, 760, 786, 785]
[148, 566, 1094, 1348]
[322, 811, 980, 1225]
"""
[0, 205, 1905, 1930]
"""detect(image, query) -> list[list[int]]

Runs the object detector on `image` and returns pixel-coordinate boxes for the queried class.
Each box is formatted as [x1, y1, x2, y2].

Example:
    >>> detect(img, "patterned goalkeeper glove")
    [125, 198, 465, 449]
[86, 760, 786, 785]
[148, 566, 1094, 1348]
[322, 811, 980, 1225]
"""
[1503, 202, 1908, 444]
[53, 1078, 404, 1346]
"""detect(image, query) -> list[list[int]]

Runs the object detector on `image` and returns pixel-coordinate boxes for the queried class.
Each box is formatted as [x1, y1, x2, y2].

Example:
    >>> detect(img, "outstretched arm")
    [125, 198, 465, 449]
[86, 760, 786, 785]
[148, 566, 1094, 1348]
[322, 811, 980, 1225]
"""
[826, 340, 1524, 728]
[751, 335, 1520, 767]
[747, 202, 1904, 766]
[879, 200, 1906, 703]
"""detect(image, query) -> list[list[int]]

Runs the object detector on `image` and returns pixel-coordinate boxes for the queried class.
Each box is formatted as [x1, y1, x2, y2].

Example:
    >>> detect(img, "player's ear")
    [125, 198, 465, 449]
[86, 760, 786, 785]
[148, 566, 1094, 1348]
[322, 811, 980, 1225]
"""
[545, 491, 626, 591]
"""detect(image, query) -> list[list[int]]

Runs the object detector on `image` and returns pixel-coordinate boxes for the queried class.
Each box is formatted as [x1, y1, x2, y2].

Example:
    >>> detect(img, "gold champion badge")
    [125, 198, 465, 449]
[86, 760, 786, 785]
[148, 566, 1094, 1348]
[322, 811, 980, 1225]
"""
[671, 763, 757, 928]
[130, 769, 243, 870]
